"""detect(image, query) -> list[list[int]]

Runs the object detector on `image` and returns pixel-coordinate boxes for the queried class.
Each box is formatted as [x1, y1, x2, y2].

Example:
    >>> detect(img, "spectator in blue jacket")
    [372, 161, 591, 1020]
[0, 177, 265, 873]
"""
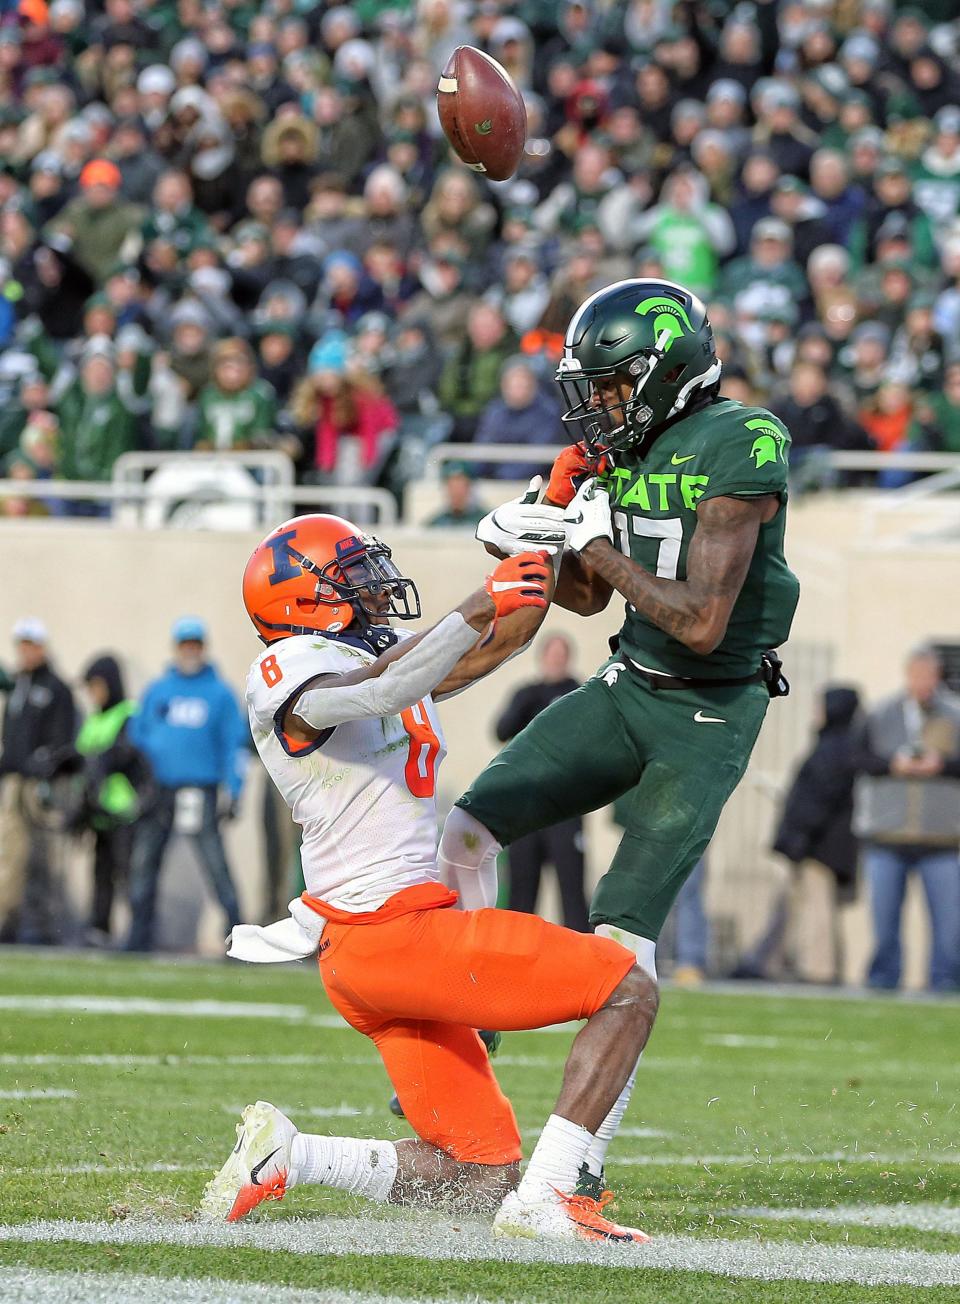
[125, 616, 247, 952]
[472, 358, 564, 481]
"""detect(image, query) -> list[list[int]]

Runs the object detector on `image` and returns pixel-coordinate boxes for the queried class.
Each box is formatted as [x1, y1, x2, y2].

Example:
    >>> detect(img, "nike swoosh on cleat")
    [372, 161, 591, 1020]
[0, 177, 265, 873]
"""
[250, 1146, 281, 1186]
[693, 710, 726, 724]
[671, 453, 695, 465]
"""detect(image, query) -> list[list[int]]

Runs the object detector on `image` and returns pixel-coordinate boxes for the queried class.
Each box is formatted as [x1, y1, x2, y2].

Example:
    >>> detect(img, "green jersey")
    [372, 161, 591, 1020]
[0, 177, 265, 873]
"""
[195, 381, 277, 451]
[598, 399, 800, 679]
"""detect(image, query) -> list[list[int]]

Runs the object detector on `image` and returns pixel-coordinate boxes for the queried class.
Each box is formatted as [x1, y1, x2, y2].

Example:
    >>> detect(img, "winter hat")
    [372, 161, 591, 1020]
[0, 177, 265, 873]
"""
[308, 332, 349, 374]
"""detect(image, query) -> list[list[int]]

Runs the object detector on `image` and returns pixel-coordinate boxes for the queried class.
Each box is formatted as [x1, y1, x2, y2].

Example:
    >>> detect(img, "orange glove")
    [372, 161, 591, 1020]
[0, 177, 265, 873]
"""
[485, 551, 551, 619]
[545, 443, 607, 507]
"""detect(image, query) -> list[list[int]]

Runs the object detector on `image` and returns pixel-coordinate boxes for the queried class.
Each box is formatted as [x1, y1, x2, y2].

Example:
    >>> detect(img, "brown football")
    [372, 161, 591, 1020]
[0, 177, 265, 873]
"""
[436, 45, 527, 182]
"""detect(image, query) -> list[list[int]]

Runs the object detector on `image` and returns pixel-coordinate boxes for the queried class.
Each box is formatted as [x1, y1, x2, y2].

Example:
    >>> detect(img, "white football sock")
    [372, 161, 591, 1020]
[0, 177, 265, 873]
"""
[290, 1133, 398, 1202]
[584, 926, 658, 1178]
[518, 1113, 593, 1200]
[437, 806, 501, 910]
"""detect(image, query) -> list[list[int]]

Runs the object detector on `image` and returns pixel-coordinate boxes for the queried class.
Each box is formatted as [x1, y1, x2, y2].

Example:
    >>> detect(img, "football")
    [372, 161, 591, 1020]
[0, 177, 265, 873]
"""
[436, 45, 527, 182]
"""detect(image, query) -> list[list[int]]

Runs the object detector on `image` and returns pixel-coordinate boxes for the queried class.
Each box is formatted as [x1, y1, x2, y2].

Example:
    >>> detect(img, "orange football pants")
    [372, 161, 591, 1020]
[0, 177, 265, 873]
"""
[312, 884, 636, 1166]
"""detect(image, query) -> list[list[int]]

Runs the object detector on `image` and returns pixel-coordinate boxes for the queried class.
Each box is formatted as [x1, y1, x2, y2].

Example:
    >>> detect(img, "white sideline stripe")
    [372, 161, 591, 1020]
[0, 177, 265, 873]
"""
[744, 1204, 960, 1234]
[10, 1164, 207, 1176]
[703, 1033, 874, 1051]
[521, 1126, 672, 1140]
[0, 1053, 378, 1068]
[0, 1089, 76, 1100]
[0, 1268, 460, 1304]
[1, 1051, 954, 1082]
[222, 1103, 379, 1120]
[616, 1150, 960, 1168]
[0, 995, 348, 1025]
[12, 1150, 960, 1178]
[4, 1216, 960, 1286]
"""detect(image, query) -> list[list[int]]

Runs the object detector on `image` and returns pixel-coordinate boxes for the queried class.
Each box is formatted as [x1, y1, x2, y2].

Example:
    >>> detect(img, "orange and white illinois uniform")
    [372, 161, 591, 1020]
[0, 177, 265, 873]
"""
[244, 630, 634, 1167]
[246, 633, 445, 911]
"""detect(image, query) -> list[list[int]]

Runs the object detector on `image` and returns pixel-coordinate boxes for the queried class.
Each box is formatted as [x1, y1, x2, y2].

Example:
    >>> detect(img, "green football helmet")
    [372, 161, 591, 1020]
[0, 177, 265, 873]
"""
[556, 278, 721, 456]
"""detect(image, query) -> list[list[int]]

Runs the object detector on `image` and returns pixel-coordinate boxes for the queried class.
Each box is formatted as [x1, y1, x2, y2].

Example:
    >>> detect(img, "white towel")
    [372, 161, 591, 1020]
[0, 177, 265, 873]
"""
[227, 898, 325, 963]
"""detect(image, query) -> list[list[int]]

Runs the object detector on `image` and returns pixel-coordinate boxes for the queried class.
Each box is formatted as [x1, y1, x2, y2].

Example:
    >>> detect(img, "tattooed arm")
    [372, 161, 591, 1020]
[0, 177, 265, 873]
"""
[543, 490, 614, 615]
[552, 550, 614, 616]
[580, 494, 780, 656]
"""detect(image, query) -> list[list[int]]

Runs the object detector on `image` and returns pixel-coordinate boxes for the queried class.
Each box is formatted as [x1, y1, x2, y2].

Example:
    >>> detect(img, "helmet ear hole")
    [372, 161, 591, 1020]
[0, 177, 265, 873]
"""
[662, 364, 684, 384]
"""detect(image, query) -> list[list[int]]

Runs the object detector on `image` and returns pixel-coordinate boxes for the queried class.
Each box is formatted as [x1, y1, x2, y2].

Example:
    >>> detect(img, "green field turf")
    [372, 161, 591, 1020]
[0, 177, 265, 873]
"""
[1, 949, 959, 1302]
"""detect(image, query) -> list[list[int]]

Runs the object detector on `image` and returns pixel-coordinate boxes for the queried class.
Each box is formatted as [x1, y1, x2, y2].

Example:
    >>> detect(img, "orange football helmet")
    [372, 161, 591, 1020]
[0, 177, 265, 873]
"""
[242, 514, 421, 643]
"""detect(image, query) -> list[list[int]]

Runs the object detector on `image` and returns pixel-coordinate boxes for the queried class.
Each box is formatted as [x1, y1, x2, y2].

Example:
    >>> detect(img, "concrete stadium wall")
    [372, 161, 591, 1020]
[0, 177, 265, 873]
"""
[1, 491, 958, 984]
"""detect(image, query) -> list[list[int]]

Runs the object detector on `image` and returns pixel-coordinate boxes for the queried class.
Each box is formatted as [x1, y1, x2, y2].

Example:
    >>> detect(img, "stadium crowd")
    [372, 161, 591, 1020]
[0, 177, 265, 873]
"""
[0, 0, 957, 514]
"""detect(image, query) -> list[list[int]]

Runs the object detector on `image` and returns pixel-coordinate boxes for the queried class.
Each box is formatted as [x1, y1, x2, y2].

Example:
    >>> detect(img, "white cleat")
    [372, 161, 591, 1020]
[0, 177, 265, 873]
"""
[198, 1100, 298, 1222]
[493, 1185, 651, 1245]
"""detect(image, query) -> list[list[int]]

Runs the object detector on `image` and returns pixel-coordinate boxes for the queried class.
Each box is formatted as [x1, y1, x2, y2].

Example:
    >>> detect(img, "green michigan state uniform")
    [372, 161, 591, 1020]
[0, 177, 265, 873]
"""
[457, 398, 800, 941]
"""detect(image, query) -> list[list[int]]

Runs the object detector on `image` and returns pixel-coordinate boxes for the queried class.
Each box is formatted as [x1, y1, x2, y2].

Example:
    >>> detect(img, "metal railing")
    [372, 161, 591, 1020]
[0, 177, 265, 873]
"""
[112, 450, 295, 487]
[0, 449, 397, 525]
[2, 444, 959, 531]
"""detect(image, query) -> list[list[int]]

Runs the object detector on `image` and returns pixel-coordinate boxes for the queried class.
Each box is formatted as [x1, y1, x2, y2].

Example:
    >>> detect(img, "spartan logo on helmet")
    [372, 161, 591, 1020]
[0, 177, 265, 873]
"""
[556, 279, 722, 457]
[633, 297, 695, 353]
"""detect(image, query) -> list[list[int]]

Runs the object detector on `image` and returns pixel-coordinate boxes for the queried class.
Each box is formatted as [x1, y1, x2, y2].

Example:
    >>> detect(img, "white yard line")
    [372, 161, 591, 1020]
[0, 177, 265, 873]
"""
[0, 995, 348, 1025]
[703, 1033, 874, 1052]
[221, 1103, 380, 1120]
[7, 1150, 960, 1179]
[0, 1053, 378, 1067]
[743, 1204, 960, 1234]
[0, 1268, 463, 1304]
[0, 1089, 76, 1100]
[616, 1150, 960, 1167]
[4, 1164, 207, 1176]
[3, 1215, 960, 1286]
[521, 1126, 672, 1140]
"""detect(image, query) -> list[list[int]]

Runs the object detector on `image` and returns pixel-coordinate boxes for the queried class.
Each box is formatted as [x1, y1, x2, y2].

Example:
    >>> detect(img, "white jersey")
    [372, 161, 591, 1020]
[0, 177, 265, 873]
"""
[246, 633, 447, 913]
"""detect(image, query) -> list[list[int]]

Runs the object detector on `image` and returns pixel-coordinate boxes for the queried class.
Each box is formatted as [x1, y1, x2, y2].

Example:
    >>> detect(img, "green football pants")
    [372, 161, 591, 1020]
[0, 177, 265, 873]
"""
[456, 658, 769, 940]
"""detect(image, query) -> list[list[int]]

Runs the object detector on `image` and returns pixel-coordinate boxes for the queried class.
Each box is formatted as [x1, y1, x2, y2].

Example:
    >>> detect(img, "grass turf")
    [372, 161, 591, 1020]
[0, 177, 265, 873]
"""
[0, 949, 959, 1302]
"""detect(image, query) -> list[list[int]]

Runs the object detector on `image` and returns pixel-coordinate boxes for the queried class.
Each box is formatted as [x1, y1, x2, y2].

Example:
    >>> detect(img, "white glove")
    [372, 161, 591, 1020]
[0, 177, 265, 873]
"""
[563, 477, 613, 554]
[475, 476, 568, 557]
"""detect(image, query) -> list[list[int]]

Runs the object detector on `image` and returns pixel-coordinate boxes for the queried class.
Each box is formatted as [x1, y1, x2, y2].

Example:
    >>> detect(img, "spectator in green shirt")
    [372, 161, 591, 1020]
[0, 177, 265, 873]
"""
[425, 463, 487, 530]
[194, 338, 277, 451]
[56, 338, 138, 501]
[909, 363, 960, 454]
[140, 169, 211, 259]
[721, 217, 809, 304]
[436, 302, 516, 442]
[631, 165, 735, 300]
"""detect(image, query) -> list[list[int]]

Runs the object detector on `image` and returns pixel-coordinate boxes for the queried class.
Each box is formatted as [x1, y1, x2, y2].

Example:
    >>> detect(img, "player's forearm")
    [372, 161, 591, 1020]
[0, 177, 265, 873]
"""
[553, 549, 614, 616]
[293, 613, 483, 729]
[581, 539, 726, 655]
[434, 602, 547, 698]
[434, 558, 556, 699]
